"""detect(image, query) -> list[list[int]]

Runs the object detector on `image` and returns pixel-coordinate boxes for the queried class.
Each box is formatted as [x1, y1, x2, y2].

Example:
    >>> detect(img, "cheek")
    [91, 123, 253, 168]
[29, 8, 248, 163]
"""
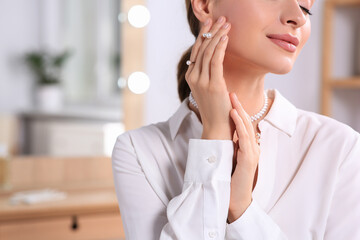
[224, 7, 268, 55]
[218, 2, 311, 74]
[273, 21, 312, 74]
[300, 21, 311, 49]
[294, 20, 311, 59]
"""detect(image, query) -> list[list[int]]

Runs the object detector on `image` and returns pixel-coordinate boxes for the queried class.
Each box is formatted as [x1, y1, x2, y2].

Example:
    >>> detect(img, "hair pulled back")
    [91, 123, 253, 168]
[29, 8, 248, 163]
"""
[177, 0, 201, 102]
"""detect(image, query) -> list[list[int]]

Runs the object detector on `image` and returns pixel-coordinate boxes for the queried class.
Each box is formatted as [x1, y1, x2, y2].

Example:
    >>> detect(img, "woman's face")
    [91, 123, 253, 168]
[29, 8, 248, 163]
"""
[212, 0, 314, 74]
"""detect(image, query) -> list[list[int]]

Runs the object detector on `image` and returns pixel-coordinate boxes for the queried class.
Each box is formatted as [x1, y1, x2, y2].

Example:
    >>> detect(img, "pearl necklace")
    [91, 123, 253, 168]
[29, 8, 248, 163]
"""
[189, 91, 268, 122]
[188, 91, 269, 144]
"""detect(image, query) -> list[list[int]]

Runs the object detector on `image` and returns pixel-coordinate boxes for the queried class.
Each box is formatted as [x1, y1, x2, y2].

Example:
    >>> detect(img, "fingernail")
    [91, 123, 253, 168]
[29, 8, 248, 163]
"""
[223, 23, 230, 29]
[217, 16, 225, 23]
[204, 18, 210, 26]
[221, 35, 228, 41]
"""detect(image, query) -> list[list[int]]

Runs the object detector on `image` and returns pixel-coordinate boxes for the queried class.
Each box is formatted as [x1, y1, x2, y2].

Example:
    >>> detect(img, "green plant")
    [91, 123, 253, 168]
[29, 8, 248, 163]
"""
[24, 50, 72, 85]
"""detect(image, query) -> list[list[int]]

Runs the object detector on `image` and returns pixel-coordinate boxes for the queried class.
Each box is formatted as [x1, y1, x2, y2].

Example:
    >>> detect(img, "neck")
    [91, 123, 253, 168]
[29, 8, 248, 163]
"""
[223, 53, 269, 117]
[188, 54, 274, 128]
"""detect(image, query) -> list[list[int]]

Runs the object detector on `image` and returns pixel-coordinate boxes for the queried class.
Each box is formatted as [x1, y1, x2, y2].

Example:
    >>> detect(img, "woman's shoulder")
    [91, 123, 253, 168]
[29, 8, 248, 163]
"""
[295, 108, 360, 147]
[291, 109, 360, 170]
[111, 121, 172, 171]
[114, 120, 171, 149]
[270, 89, 359, 141]
[297, 108, 357, 132]
[115, 98, 192, 147]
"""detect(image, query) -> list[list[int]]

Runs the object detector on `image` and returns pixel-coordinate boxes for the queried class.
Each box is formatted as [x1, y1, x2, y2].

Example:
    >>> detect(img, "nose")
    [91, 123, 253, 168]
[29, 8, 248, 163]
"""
[280, 0, 307, 28]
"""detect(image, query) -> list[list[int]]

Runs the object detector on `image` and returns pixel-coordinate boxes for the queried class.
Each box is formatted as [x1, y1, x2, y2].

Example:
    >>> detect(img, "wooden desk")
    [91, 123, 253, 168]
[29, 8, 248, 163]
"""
[0, 157, 125, 240]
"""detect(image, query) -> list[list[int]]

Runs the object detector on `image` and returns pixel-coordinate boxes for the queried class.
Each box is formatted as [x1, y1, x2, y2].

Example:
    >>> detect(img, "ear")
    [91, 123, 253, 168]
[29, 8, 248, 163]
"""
[191, 0, 214, 24]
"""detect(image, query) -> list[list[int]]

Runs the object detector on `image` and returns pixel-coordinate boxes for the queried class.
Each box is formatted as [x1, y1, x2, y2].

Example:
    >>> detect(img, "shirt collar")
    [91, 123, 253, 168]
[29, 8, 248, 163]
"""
[169, 97, 193, 140]
[169, 89, 298, 140]
[260, 89, 298, 137]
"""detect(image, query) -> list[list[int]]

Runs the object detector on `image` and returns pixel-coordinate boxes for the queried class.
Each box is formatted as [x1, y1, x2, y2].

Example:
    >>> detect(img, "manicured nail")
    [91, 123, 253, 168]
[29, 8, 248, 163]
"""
[223, 23, 230, 29]
[204, 18, 210, 26]
[221, 35, 228, 41]
[217, 16, 225, 23]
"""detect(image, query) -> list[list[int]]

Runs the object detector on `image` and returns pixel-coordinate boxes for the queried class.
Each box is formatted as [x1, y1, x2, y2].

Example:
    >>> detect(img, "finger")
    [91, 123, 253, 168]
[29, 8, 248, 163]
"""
[232, 140, 238, 176]
[208, 34, 229, 82]
[192, 16, 227, 79]
[187, 18, 213, 75]
[230, 109, 251, 151]
[202, 23, 231, 81]
[230, 93, 255, 139]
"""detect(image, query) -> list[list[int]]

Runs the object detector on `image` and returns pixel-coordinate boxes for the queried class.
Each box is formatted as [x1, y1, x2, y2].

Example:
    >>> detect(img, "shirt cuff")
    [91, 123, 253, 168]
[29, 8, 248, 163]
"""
[226, 200, 285, 239]
[184, 138, 234, 183]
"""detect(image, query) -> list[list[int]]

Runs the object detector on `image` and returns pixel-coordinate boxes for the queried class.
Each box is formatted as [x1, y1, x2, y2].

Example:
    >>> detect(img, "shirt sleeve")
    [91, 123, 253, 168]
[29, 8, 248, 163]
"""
[112, 133, 234, 240]
[324, 134, 360, 239]
[225, 200, 287, 239]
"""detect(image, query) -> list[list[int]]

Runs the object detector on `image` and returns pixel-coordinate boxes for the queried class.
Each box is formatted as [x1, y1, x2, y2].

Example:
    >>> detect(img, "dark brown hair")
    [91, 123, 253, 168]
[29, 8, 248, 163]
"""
[177, 0, 201, 102]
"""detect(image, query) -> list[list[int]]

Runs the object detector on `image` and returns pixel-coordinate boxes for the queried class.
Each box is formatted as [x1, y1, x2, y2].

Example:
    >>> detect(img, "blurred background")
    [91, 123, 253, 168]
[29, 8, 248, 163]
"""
[0, 0, 359, 239]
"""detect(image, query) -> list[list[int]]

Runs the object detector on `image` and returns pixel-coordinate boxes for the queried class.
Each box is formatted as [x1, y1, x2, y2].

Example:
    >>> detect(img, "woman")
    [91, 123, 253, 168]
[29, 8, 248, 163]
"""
[112, 0, 360, 239]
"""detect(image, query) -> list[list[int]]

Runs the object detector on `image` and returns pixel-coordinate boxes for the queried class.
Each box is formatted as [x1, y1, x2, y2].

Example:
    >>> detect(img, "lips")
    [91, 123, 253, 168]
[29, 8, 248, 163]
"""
[266, 34, 299, 47]
[266, 33, 299, 53]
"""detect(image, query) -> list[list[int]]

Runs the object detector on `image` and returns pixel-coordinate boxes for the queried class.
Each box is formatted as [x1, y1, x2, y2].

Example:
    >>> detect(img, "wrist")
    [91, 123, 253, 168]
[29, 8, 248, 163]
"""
[228, 199, 252, 223]
[201, 132, 232, 140]
[201, 127, 233, 140]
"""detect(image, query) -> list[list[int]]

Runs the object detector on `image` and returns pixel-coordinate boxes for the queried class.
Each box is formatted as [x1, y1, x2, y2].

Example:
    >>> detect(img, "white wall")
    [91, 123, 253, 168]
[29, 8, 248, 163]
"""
[145, 0, 360, 132]
[145, 0, 194, 125]
[0, 0, 41, 113]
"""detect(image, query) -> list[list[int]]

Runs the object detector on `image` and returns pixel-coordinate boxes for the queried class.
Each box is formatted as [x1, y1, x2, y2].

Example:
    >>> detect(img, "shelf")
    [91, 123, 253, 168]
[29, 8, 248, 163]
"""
[327, 0, 360, 6]
[330, 77, 360, 88]
[321, 0, 360, 117]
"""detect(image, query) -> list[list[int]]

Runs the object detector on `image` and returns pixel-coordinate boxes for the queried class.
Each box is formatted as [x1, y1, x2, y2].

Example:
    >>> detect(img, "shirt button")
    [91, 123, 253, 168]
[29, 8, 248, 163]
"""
[207, 156, 216, 164]
[208, 231, 218, 238]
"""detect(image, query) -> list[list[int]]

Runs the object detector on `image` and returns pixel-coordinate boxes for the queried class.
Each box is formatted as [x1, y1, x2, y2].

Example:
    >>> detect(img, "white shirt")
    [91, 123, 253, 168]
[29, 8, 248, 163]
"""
[112, 89, 360, 240]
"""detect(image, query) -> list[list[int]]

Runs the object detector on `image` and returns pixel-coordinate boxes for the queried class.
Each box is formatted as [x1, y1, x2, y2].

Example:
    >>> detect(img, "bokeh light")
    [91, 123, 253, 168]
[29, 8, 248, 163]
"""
[127, 72, 150, 94]
[127, 5, 151, 28]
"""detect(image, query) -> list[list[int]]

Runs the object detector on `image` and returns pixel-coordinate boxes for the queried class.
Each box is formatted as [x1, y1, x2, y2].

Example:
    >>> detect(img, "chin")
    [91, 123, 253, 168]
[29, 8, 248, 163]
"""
[265, 57, 295, 75]
[257, 43, 301, 75]
[225, 45, 297, 75]
[270, 64, 293, 75]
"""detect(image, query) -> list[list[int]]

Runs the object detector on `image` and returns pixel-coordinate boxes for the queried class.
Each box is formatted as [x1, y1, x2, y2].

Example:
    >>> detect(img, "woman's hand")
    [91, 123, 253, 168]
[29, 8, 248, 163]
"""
[227, 92, 260, 223]
[185, 16, 233, 140]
